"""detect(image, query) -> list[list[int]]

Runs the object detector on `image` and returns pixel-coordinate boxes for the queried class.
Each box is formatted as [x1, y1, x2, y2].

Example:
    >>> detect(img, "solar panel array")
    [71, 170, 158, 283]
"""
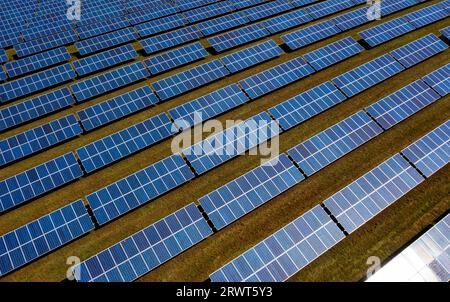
[76, 113, 175, 173]
[208, 23, 270, 52]
[135, 14, 187, 37]
[74, 203, 212, 282]
[365, 79, 441, 130]
[75, 27, 138, 56]
[262, 8, 312, 34]
[243, 0, 294, 22]
[199, 154, 305, 230]
[77, 17, 131, 40]
[0, 50, 7, 63]
[184, 1, 235, 23]
[14, 30, 77, 57]
[304, 0, 355, 20]
[197, 11, 250, 36]
[0, 115, 82, 166]
[331, 7, 370, 32]
[422, 63, 450, 97]
[442, 26, 450, 39]
[401, 121, 450, 177]
[0, 153, 83, 213]
[359, 17, 416, 47]
[287, 111, 383, 176]
[140, 26, 203, 55]
[281, 20, 341, 50]
[210, 205, 345, 282]
[403, 3, 449, 28]
[86, 154, 195, 225]
[0, 199, 94, 277]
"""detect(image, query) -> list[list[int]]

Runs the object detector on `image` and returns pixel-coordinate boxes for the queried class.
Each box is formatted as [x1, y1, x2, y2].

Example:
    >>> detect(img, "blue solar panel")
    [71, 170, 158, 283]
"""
[390, 34, 448, 69]
[0, 63, 76, 103]
[22, 19, 73, 42]
[140, 26, 203, 55]
[331, 7, 372, 31]
[358, 17, 416, 47]
[402, 121, 450, 178]
[177, 0, 221, 11]
[135, 14, 187, 37]
[290, 0, 321, 7]
[0, 49, 7, 63]
[208, 23, 270, 53]
[183, 112, 281, 175]
[403, 3, 449, 28]
[200, 154, 305, 230]
[304, 0, 356, 20]
[441, 0, 450, 12]
[0, 88, 75, 132]
[74, 203, 212, 282]
[268, 81, 347, 130]
[221, 40, 283, 73]
[262, 8, 312, 34]
[197, 11, 250, 36]
[0, 199, 94, 277]
[242, 0, 294, 22]
[169, 84, 249, 129]
[303, 36, 364, 71]
[238, 57, 314, 99]
[144, 42, 208, 75]
[75, 27, 138, 56]
[77, 113, 175, 173]
[323, 154, 424, 234]
[76, 86, 158, 132]
[287, 111, 383, 176]
[5, 47, 70, 78]
[0, 152, 83, 213]
[152, 60, 229, 101]
[210, 205, 344, 282]
[0, 68, 7, 81]
[71, 62, 150, 102]
[366, 79, 441, 130]
[423, 63, 450, 97]
[77, 17, 131, 40]
[86, 154, 195, 225]
[380, 0, 419, 16]
[127, 3, 180, 25]
[332, 54, 405, 97]
[441, 26, 450, 39]
[0, 115, 82, 166]
[184, 1, 235, 23]
[281, 20, 342, 50]
[14, 30, 77, 58]
[73, 44, 138, 76]
[232, 0, 270, 9]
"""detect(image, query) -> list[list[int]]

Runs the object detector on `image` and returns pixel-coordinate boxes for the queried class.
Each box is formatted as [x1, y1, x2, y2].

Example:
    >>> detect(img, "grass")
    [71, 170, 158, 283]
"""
[0, 0, 449, 281]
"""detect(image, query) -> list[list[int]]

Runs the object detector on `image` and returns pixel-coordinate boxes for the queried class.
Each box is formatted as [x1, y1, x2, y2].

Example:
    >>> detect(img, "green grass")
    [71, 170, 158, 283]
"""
[0, 0, 449, 282]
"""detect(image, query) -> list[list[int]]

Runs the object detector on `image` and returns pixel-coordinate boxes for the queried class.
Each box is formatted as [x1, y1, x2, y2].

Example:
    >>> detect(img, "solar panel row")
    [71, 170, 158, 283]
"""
[184, 1, 235, 23]
[262, 8, 312, 34]
[197, 11, 250, 36]
[304, 0, 356, 20]
[422, 63, 450, 97]
[242, 0, 294, 22]
[75, 27, 138, 56]
[208, 23, 270, 52]
[331, 6, 371, 32]
[135, 14, 187, 37]
[403, 3, 449, 28]
[281, 20, 342, 50]
[359, 17, 416, 47]
[14, 30, 77, 58]
[77, 17, 131, 40]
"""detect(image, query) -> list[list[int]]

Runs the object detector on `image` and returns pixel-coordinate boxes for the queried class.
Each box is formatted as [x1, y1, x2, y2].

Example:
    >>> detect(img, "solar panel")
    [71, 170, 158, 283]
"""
[86, 154, 195, 225]
[0, 49, 7, 63]
[287, 111, 383, 176]
[183, 112, 281, 175]
[268, 81, 347, 130]
[14, 30, 77, 58]
[358, 17, 415, 47]
[0, 199, 94, 277]
[262, 8, 312, 34]
[5, 47, 70, 78]
[332, 54, 405, 97]
[177, 0, 221, 11]
[76, 86, 158, 132]
[238, 57, 314, 99]
[77, 17, 131, 40]
[0, 115, 82, 166]
[127, 3, 180, 25]
[390, 34, 448, 69]
[242, 0, 294, 22]
[22, 19, 73, 42]
[281, 20, 342, 50]
[184, 1, 235, 23]
[74, 203, 212, 282]
[144, 42, 208, 75]
[135, 14, 187, 37]
[73, 44, 138, 76]
[221, 40, 283, 73]
[200, 154, 305, 230]
[77, 113, 175, 173]
[209, 205, 345, 282]
[232, 0, 270, 9]
[401, 121, 450, 178]
[197, 11, 250, 36]
[0, 63, 76, 103]
[441, 26, 450, 39]
[422, 63, 450, 97]
[403, 3, 449, 28]
[71, 62, 150, 102]
[304, 0, 356, 20]
[366, 80, 441, 130]
[0, 152, 83, 213]
[140, 26, 203, 55]
[207, 23, 270, 53]
[75, 27, 138, 56]
[303, 36, 364, 71]
[169, 84, 249, 129]
[290, 0, 321, 7]
[152, 59, 230, 101]
[441, 0, 450, 12]
[380, 0, 419, 16]
[323, 154, 424, 234]
[0, 68, 7, 81]
[331, 7, 372, 31]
